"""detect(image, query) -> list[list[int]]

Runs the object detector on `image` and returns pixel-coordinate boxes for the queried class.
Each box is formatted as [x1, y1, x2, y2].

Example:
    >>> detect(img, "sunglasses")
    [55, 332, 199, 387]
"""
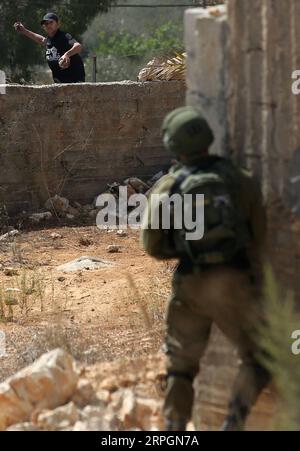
[43, 20, 55, 26]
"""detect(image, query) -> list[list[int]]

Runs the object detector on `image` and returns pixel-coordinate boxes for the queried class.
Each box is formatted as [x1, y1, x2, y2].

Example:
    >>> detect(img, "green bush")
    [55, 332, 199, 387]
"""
[258, 265, 300, 430]
[85, 21, 184, 82]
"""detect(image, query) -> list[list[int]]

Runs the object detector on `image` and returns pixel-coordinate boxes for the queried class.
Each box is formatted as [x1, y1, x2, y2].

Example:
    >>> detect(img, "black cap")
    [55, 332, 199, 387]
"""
[41, 13, 59, 25]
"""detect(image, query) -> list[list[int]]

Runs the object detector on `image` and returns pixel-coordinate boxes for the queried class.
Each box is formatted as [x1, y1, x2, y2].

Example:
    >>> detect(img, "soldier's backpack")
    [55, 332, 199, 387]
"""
[169, 156, 251, 265]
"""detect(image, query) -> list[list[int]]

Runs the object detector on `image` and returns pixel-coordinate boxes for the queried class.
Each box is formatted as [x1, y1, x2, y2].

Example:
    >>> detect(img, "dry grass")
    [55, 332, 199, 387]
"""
[126, 261, 174, 344]
[257, 265, 300, 430]
[0, 227, 172, 381]
[138, 52, 186, 82]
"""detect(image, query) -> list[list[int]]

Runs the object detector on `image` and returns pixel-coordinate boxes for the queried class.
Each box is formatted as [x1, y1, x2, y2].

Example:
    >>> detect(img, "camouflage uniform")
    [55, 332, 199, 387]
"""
[141, 107, 270, 431]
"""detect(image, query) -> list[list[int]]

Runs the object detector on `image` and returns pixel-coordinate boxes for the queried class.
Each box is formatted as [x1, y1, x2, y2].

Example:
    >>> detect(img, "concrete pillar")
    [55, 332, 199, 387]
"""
[185, 0, 300, 297]
[227, 0, 300, 298]
[185, 5, 228, 155]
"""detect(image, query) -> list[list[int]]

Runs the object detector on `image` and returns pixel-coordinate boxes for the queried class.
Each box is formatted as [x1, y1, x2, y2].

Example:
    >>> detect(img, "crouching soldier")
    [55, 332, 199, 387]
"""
[141, 106, 270, 431]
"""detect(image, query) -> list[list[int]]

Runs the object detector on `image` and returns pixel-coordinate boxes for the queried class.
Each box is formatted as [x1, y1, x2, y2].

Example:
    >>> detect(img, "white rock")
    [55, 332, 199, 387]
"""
[72, 420, 90, 431]
[0, 230, 19, 242]
[6, 422, 39, 431]
[118, 390, 136, 428]
[112, 390, 163, 431]
[96, 389, 111, 405]
[29, 212, 52, 223]
[107, 245, 121, 253]
[0, 348, 79, 431]
[50, 233, 62, 240]
[37, 402, 78, 431]
[116, 230, 128, 237]
[80, 405, 104, 421]
[78, 406, 105, 431]
[57, 256, 116, 273]
[102, 411, 120, 431]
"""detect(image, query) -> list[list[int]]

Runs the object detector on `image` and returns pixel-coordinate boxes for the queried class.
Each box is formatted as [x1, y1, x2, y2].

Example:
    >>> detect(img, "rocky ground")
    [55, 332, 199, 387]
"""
[0, 225, 278, 431]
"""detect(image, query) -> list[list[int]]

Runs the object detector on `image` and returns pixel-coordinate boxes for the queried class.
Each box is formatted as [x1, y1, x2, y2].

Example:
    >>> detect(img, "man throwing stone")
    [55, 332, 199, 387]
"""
[14, 12, 85, 84]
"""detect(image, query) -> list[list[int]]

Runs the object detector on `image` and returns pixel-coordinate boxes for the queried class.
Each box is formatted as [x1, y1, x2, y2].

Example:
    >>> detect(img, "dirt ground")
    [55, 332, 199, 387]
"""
[0, 226, 172, 375]
[0, 225, 278, 430]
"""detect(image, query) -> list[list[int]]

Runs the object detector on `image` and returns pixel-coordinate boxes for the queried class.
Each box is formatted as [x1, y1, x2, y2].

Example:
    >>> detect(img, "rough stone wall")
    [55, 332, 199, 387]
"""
[0, 82, 185, 215]
[227, 0, 300, 297]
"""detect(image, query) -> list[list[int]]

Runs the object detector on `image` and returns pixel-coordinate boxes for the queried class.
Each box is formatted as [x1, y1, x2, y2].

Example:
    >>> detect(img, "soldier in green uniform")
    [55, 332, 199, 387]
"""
[141, 106, 270, 431]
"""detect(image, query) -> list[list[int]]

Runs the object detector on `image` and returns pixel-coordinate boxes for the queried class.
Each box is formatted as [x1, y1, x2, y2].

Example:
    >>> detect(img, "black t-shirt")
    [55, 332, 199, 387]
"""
[45, 29, 85, 83]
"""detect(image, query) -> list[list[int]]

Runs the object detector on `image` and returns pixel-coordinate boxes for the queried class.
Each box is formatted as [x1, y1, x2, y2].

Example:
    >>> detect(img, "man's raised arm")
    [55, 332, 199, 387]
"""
[13, 22, 46, 45]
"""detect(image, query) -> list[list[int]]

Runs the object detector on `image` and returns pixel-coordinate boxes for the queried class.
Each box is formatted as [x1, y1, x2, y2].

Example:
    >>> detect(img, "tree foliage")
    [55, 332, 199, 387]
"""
[97, 22, 183, 58]
[0, 0, 115, 82]
[83, 2, 185, 82]
[85, 20, 184, 81]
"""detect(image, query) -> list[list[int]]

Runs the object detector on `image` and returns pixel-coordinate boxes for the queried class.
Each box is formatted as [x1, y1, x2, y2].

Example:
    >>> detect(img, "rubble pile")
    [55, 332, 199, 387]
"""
[21, 170, 166, 225]
[0, 349, 166, 432]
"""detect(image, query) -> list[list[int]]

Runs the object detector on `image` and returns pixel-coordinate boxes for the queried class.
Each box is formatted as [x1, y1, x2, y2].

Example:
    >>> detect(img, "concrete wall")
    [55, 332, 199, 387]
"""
[185, 3, 293, 428]
[185, 1, 300, 297]
[185, 5, 228, 155]
[227, 0, 300, 296]
[0, 82, 185, 215]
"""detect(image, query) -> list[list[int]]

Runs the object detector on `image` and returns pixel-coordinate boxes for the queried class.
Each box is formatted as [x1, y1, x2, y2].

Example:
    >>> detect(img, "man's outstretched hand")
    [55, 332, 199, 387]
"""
[14, 22, 26, 33]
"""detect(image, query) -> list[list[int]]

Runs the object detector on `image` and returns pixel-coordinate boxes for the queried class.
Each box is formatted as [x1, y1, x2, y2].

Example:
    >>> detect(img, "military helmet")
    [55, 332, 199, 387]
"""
[162, 106, 214, 157]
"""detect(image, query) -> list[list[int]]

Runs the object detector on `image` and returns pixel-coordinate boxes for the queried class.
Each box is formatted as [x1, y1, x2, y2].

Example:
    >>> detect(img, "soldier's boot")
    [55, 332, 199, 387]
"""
[163, 373, 194, 432]
[220, 407, 248, 431]
[221, 360, 271, 431]
[220, 418, 242, 431]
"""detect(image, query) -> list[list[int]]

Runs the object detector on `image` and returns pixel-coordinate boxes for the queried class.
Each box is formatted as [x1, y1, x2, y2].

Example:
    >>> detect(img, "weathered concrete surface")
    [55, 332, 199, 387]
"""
[227, 0, 300, 298]
[185, 5, 228, 155]
[186, 0, 300, 297]
[0, 82, 185, 215]
[184, 1, 295, 429]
